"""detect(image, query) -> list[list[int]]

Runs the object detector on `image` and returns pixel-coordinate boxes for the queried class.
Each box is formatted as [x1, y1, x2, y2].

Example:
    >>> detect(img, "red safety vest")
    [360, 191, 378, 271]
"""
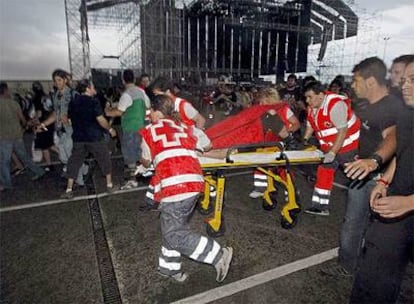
[174, 97, 195, 126]
[141, 119, 204, 202]
[307, 92, 360, 153]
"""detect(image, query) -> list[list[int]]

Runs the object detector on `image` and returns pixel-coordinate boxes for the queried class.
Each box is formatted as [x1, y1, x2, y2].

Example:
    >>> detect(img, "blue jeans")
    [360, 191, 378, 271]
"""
[121, 131, 142, 166]
[55, 131, 73, 164]
[55, 131, 85, 185]
[339, 179, 375, 273]
[0, 139, 45, 189]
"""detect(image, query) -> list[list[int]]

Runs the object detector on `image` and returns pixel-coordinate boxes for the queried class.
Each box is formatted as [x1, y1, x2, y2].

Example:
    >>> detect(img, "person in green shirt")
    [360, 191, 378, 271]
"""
[105, 69, 150, 189]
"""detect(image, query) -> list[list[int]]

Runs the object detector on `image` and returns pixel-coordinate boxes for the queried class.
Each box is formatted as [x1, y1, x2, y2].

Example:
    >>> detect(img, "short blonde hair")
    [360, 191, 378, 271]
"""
[257, 87, 281, 105]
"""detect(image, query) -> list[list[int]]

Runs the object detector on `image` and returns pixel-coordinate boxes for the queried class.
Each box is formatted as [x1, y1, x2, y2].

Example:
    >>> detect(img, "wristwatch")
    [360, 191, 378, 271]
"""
[370, 153, 383, 170]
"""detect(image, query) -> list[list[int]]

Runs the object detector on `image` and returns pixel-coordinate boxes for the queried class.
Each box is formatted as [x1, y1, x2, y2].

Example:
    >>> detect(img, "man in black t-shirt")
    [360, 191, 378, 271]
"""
[278, 74, 304, 122]
[350, 58, 414, 303]
[60, 79, 117, 199]
[322, 57, 404, 277]
[213, 83, 239, 116]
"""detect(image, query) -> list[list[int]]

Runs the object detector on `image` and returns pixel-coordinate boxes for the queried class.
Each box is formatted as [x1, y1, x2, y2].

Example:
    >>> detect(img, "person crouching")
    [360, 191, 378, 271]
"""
[140, 94, 233, 282]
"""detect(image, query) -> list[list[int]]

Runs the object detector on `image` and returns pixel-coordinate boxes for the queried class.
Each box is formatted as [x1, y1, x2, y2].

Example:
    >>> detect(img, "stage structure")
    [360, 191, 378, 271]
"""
[180, 0, 313, 82]
[139, 0, 359, 82]
[65, 0, 359, 83]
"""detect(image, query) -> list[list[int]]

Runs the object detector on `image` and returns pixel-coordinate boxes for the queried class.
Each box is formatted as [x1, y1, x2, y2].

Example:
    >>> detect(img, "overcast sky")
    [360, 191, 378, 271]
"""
[0, 0, 413, 80]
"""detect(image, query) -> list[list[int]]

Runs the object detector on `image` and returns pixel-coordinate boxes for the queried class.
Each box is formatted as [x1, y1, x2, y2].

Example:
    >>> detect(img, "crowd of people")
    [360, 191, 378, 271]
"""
[0, 54, 413, 300]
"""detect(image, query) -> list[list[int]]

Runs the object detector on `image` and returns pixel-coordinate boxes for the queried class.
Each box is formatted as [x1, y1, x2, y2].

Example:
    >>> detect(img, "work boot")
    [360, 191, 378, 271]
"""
[158, 271, 188, 283]
[304, 206, 330, 216]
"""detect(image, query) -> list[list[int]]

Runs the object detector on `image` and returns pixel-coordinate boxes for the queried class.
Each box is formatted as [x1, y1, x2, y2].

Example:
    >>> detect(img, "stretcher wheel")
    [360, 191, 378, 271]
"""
[280, 208, 301, 229]
[262, 191, 278, 211]
[206, 221, 225, 238]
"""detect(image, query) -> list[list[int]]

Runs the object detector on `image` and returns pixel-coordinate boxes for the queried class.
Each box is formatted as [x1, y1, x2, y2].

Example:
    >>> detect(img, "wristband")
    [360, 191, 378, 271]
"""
[377, 178, 389, 187]
[370, 153, 383, 170]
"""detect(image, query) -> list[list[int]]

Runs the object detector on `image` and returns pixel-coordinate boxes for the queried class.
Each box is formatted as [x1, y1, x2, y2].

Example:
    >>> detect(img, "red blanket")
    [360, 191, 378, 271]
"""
[206, 104, 285, 149]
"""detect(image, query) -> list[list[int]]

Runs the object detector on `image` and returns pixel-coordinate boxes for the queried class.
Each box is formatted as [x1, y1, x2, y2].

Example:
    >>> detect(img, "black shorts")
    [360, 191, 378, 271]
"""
[34, 128, 54, 150]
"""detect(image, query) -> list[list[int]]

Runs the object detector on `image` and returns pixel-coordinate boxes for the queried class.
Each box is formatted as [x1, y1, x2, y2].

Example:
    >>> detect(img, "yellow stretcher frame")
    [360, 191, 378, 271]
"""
[197, 143, 322, 237]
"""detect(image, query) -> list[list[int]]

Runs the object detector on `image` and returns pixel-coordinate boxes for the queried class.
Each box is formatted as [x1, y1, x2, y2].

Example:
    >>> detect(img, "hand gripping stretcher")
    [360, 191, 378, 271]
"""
[197, 143, 323, 237]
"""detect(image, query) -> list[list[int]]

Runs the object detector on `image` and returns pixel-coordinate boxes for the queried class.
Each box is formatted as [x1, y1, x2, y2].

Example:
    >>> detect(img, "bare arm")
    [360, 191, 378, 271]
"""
[140, 138, 152, 168]
[303, 124, 314, 141]
[375, 125, 397, 163]
[287, 115, 300, 133]
[193, 113, 206, 129]
[96, 115, 110, 130]
[105, 107, 124, 118]
[329, 126, 347, 155]
[96, 115, 116, 137]
[40, 111, 57, 127]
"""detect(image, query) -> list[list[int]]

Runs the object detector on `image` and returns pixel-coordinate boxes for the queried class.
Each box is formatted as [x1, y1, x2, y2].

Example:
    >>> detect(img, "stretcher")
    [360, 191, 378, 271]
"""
[197, 143, 323, 237]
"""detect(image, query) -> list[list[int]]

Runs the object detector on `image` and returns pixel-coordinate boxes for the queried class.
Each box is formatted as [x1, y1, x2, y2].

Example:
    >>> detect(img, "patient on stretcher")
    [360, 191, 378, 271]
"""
[201, 87, 304, 159]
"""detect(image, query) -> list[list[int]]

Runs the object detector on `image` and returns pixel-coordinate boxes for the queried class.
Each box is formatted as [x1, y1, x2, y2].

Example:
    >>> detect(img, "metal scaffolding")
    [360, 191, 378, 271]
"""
[140, 0, 185, 79]
[306, 0, 380, 83]
[64, 0, 142, 80]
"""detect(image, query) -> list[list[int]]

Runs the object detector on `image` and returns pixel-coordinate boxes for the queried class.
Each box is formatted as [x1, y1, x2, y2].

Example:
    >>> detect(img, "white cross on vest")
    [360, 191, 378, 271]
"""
[151, 120, 188, 148]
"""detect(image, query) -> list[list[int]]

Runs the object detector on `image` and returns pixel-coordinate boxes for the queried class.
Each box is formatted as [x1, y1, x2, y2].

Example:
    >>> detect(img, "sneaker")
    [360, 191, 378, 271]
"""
[214, 247, 233, 282]
[224, 110, 231, 116]
[106, 185, 118, 194]
[12, 168, 25, 176]
[158, 271, 188, 283]
[304, 207, 330, 216]
[321, 264, 352, 277]
[120, 180, 138, 190]
[249, 190, 264, 199]
[60, 190, 74, 199]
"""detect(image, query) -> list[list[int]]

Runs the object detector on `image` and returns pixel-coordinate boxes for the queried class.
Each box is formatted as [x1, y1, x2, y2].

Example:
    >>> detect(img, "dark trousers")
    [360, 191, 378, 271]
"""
[158, 195, 222, 276]
[350, 214, 414, 303]
[66, 141, 112, 179]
